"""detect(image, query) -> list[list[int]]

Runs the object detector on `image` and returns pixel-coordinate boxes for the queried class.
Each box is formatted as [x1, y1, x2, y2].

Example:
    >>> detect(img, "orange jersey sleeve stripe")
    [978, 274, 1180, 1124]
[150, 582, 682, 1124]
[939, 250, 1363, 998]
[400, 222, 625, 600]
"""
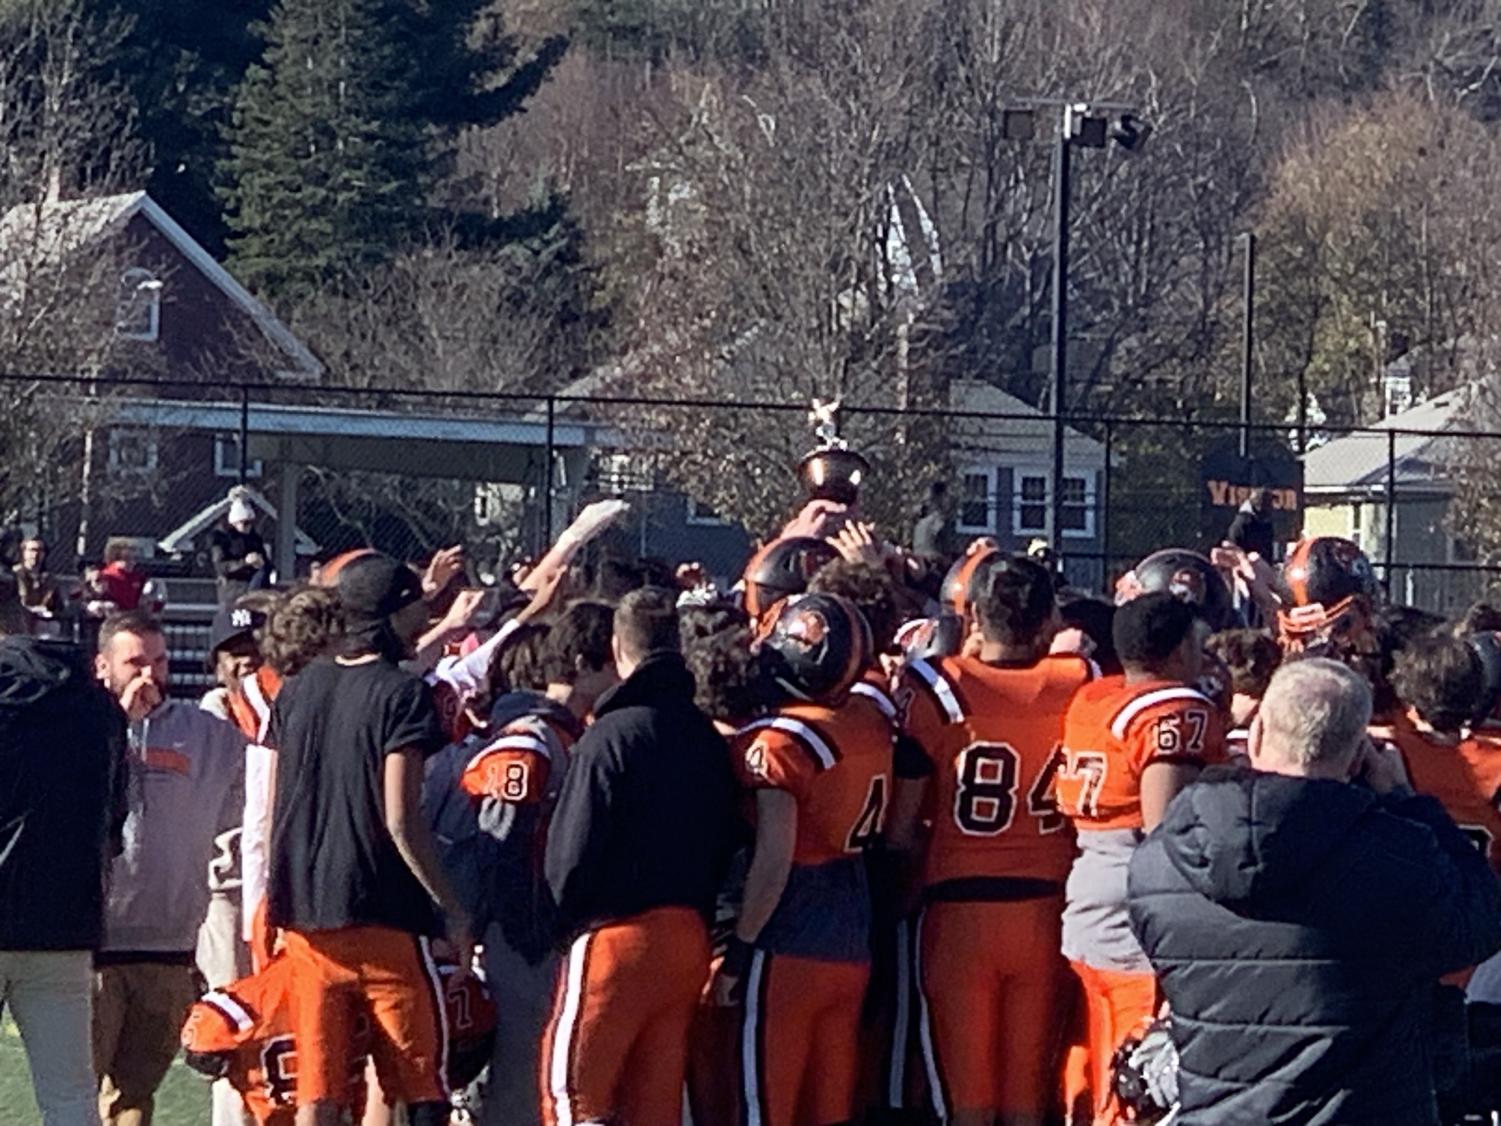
[851, 680, 898, 721]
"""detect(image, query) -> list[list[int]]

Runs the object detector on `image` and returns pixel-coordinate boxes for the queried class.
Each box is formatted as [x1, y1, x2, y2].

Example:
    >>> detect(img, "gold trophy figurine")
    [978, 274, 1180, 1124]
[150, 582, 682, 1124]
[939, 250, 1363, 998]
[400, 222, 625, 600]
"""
[797, 399, 871, 506]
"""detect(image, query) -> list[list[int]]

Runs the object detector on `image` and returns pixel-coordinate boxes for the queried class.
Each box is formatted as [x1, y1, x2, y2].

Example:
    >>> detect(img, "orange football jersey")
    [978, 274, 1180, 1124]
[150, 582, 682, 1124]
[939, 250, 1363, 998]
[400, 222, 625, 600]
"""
[1387, 724, 1501, 876]
[460, 713, 576, 805]
[180, 958, 369, 1125]
[1055, 677, 1225, 832]
[734, 696, 896, 863]
[898, 654, 1094, 887]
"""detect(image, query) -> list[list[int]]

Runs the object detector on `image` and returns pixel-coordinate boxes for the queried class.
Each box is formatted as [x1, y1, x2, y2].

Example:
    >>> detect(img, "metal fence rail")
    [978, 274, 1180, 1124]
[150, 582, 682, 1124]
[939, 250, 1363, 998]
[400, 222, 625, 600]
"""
[1, 371, 1496, 613]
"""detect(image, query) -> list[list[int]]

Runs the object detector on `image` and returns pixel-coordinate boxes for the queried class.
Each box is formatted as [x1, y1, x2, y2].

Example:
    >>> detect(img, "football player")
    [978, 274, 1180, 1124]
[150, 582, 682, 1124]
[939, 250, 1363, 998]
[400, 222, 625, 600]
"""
[181, 956, 495, 1126]
[1277, 536, 1380, 663]
[1055, 592, 1224, 1125]
[717, 593, 895, 1126]
[889, 554, 1095, 1126]
[455, 602, 617, 1126]
[1388, 635, 1501, 877]
[742, 536, 841, 626]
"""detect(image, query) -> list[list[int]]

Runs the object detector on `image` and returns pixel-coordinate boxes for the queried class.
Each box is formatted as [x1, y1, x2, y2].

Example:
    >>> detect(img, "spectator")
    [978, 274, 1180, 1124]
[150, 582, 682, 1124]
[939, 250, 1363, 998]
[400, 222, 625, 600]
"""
[15, 536, 61, 618]
[209, 490, 271, 605]
[97, 540, 150, 614]
[0, 608, 126, 1126]
[198, 599, 274, 1126]
[1226, 486, 1276, 561]
[267, 555, 470, 1126]
[92, 611, 247, 1126]
[911, 479, 955, 562]
[542, 588, 739, 1126]
[1128, 659, 1501, 1125]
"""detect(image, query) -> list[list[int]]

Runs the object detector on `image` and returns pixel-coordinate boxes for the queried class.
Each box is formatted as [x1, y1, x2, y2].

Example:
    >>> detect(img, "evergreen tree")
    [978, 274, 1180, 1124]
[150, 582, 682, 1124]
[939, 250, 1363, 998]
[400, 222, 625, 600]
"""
[221, 0, 567, 300]
[108, 0, 270, 255]
[222, 0, 434, 299]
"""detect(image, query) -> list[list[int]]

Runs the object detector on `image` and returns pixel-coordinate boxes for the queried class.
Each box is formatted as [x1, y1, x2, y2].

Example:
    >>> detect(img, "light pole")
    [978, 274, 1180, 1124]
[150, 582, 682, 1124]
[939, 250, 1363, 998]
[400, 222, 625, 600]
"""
[1004, 101, 1149, 550]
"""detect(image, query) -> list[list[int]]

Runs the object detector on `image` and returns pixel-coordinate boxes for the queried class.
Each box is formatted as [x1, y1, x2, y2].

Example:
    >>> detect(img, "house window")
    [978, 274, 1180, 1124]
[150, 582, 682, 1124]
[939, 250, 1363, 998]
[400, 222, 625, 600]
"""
[957, 469, 996, 533]
[1013, 474, 1048, 535]
[117, 268, 162, 341]
[686, 497, 732, 527]
[1010, 471, 1095, 538]
[106, 429, 159, 477]
[214, 434, 263, 479]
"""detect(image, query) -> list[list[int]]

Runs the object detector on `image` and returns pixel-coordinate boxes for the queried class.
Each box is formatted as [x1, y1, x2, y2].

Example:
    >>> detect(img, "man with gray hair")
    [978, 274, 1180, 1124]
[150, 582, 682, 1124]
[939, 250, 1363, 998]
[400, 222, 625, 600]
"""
[1129, 657, 1501, 1125]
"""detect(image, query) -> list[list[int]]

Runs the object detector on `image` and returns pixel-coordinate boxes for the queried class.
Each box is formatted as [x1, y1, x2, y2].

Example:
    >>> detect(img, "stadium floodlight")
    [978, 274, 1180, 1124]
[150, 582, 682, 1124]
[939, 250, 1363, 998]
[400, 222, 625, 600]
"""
[1004, 98, 1149, 548]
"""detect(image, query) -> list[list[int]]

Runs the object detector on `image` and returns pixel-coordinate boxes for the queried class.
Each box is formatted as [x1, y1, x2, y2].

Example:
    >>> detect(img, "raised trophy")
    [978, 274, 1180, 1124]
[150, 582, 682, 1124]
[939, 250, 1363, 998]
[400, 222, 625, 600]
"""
[797, 399, 870, 506]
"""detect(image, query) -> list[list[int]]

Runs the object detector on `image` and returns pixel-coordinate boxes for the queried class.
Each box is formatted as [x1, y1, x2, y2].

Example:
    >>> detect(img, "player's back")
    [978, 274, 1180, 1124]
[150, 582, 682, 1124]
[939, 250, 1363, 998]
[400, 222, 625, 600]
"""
[1056, 676, 1223, 833]
[1389, 722, 1501, 875]
[181, 958, 368, 1125]
[737, 697, 895, 863]
[900, 653, 1092, 890]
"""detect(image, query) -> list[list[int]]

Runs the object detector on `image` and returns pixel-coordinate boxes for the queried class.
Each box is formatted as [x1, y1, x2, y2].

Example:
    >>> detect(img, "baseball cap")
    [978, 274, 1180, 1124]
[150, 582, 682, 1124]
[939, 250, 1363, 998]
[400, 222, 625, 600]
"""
[337, 554, 425, 625]
[206, 604, 266, 668]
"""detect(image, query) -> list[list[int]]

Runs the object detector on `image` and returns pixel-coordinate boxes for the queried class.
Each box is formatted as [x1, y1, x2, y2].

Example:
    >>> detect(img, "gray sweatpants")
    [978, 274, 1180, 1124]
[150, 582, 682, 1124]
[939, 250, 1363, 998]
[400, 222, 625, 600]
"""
[481, 922, 559, 1126]
[0, 950, 97, 1126]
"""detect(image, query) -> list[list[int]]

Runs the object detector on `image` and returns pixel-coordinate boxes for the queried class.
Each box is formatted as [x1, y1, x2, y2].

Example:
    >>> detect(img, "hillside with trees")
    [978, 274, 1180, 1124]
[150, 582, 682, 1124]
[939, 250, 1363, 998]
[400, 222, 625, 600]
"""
[7, 0, 1501, 537]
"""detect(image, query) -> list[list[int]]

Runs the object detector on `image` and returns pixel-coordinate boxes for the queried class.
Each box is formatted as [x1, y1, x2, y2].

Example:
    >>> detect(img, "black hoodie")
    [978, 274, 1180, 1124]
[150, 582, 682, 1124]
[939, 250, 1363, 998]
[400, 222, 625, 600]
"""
[544, 653, 739, 943]
[1128, 765, 1501, 1125]
[0, 637, 127, 950]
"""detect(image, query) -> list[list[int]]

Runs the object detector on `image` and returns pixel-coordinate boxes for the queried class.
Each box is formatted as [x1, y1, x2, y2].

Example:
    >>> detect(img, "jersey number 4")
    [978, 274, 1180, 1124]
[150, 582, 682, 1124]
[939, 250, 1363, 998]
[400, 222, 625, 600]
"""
[953, 743, 1066, 837]
[846, 774, 890, 852]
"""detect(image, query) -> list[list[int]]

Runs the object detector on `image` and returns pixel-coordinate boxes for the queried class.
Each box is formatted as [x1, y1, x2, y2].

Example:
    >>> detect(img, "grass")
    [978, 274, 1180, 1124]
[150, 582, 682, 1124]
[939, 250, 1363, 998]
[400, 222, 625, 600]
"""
[1, 1018, 210, 1125]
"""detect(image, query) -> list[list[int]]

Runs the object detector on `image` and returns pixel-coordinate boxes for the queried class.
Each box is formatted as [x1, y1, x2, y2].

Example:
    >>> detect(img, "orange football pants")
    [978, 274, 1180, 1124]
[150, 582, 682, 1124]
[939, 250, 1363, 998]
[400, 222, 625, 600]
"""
[739, 950, 870, 1126]
[917, 897, 1069, 1121]
[541, 907, 709, 1126]
[1063, 960, 1157, 1126]
[281, 926, 448, 1107]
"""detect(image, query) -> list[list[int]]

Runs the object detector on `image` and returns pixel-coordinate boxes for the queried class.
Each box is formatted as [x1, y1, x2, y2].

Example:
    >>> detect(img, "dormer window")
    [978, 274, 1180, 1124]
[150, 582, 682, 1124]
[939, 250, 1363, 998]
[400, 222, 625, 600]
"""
[117, 267, 162, 341]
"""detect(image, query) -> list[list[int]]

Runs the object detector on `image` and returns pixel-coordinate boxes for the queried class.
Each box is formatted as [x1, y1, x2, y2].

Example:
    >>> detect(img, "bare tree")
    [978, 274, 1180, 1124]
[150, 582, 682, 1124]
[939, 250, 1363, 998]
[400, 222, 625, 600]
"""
[0, 0, 151, 536]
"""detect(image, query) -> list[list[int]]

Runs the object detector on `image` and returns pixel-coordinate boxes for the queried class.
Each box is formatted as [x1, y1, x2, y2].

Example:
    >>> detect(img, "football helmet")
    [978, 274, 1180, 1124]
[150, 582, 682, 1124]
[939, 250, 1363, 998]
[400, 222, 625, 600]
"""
[1128, 549, 1235, 631]
[435, 959, 497, 1090]
[1278, 537, 1379, 655]
[742, 536, 840, 622]
[940, 544, 1002, 619]
[756, 592, 872, 704]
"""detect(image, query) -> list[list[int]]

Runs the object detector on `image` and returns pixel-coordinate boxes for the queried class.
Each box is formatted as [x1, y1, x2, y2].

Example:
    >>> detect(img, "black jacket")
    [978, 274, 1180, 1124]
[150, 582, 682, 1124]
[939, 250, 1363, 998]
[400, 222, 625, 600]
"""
[0, 638, 127, 950]
[209, 525, 268, 584]
[1128, 766, 1501, 1125]
[545, 653, 738, 942]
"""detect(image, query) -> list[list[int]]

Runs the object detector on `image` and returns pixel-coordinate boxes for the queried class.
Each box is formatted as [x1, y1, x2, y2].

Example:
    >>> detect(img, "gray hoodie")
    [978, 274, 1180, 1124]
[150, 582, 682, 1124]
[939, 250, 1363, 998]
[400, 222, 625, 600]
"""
[103, 699, 247, 954]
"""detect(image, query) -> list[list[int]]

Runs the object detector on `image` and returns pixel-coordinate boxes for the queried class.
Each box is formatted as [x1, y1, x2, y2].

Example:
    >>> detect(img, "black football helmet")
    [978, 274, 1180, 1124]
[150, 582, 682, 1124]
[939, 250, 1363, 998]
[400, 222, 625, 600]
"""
[940, 544, 1002, 620]
[1129, 549, 1235, 631]
[756, 592, 872, 704]
[1278, 536, 1380, 655]
[742, 536, 841, 623]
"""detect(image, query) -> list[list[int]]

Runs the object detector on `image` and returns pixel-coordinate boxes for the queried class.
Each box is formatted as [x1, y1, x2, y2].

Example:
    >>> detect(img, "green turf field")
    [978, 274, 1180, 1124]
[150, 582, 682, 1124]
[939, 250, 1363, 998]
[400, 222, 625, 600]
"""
[0, 1018, 209, 1125]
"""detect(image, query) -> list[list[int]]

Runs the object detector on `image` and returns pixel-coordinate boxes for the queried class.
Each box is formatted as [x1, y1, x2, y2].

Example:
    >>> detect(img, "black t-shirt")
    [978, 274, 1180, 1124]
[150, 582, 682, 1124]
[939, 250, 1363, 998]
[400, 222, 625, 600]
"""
[267, 656, 445, 935]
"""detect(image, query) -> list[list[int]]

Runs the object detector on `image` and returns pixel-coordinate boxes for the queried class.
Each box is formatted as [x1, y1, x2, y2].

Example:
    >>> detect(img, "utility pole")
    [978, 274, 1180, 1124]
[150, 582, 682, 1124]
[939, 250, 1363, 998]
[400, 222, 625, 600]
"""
[1239, 231, 1256, 459]
[1049, 109, 1073, 547]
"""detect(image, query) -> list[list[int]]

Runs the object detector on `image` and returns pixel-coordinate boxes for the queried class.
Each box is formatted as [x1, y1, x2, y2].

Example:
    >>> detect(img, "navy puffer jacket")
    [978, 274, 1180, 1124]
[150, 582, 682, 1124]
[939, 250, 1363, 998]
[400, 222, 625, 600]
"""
[1128, 765, 1501, 1125]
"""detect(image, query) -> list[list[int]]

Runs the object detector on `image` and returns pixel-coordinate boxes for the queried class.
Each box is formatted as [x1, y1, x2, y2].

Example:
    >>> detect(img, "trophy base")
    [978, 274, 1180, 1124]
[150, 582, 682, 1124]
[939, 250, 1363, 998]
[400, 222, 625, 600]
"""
[798, 447, 869, 507]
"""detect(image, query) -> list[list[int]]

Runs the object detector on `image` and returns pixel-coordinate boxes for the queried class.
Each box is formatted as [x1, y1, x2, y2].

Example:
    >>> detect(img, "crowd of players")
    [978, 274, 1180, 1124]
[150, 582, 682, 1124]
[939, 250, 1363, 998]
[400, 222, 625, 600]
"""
[5, 491, 1501, 1126]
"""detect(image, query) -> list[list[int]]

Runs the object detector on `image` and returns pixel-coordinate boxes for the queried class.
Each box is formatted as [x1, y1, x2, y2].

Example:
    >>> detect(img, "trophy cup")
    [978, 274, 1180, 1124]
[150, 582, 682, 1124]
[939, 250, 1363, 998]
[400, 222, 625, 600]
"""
[797, 399, 870, 506]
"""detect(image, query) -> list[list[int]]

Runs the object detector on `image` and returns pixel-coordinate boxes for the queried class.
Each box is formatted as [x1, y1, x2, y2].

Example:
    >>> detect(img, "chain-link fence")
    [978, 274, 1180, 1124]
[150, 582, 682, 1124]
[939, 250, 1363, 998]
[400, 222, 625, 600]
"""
[2, 372, 1496, 618]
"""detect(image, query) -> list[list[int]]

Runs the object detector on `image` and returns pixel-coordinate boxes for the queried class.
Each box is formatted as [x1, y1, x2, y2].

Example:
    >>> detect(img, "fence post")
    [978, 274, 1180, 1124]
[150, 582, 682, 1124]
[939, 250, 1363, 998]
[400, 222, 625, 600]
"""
[1101, 420, 1113, 595]
[1385, 427, 1397, 592]
[238, 385, 250, 486]
[543, 395, 556, 548]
